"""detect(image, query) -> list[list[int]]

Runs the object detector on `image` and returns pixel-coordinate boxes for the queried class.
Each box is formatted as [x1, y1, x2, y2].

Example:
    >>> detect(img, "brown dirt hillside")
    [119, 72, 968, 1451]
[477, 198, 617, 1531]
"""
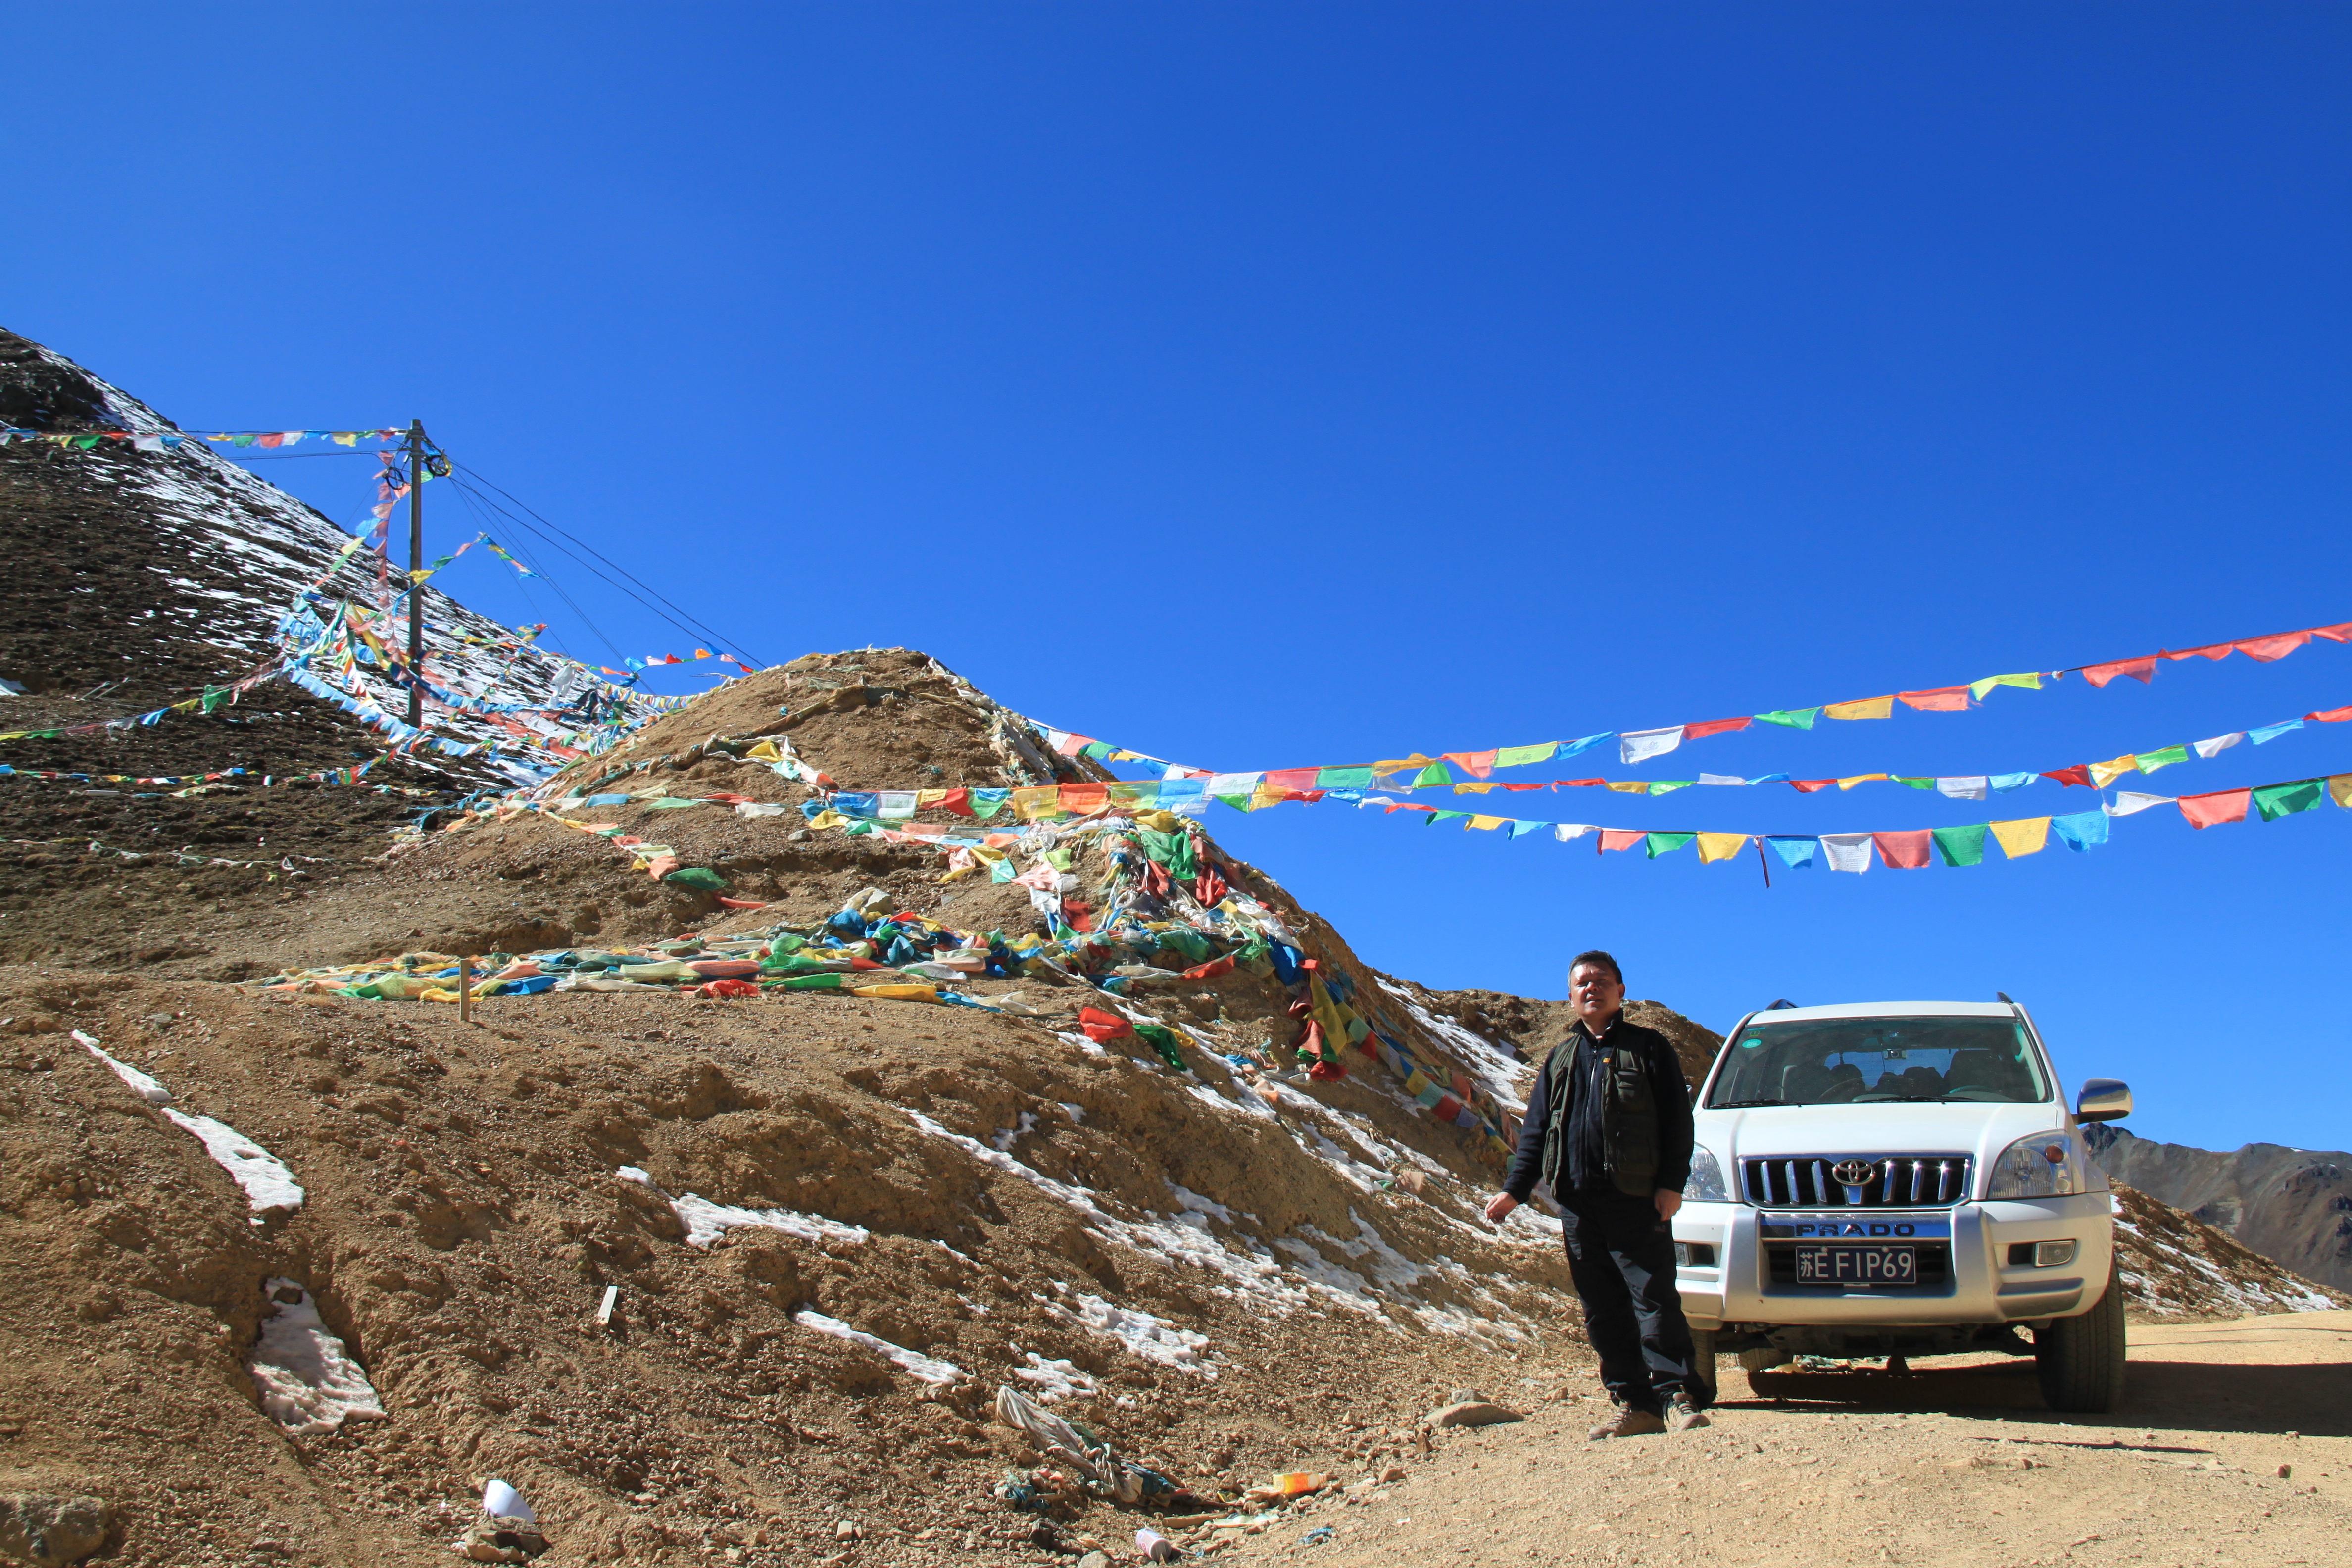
[0, 643, 2339, 1568]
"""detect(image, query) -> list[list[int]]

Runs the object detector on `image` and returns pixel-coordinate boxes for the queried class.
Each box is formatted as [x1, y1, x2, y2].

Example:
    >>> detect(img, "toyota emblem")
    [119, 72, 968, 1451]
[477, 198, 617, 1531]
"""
[1830, 1159, 1876, 1187]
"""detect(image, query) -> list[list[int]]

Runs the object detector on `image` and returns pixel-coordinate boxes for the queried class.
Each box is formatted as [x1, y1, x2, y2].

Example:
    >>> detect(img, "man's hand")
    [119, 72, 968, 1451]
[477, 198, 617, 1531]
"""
[1484, 1192, 1519, 1223]
[1654, 1187, 1683, 1223]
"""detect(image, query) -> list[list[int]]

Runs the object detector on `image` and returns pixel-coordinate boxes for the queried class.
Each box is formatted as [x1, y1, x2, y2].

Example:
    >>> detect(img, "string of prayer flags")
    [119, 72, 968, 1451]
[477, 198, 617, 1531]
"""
[1022, 613, 2352, 788]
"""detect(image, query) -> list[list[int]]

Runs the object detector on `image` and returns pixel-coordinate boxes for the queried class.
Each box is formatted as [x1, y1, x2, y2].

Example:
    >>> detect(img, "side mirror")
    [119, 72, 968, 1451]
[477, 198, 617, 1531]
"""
[2076, 1078, 2132, 1124]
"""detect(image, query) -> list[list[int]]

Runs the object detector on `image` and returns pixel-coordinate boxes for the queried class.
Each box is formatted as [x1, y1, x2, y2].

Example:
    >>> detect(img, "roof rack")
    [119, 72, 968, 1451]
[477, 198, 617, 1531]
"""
[1764, 998, 1797, 1010]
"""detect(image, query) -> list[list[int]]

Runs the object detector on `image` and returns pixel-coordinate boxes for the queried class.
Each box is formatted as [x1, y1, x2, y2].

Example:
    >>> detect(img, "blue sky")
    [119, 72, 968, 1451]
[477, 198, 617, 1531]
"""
[6, 5, 2348, 1152]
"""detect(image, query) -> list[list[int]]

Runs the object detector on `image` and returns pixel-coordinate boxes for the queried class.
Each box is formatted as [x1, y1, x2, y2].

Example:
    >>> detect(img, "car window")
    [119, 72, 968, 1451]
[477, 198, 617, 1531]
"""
[1708, 1017, 2049, 1107]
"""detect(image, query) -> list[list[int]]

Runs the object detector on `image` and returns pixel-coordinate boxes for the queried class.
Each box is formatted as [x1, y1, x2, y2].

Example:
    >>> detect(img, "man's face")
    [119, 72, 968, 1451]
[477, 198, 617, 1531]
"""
[1570, 963, 1625, 1024]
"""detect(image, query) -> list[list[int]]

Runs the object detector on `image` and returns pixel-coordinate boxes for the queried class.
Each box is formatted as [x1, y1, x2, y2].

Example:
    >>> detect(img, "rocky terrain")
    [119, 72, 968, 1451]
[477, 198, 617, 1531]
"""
[2091, 1124, 2352, 1294]
[0, 326, 2342, 1568]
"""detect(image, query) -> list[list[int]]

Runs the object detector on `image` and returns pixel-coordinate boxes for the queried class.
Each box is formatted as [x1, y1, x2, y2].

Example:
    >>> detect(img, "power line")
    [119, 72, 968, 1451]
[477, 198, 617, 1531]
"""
[446, 479, 630, 668]
[450, 462, 765, 668]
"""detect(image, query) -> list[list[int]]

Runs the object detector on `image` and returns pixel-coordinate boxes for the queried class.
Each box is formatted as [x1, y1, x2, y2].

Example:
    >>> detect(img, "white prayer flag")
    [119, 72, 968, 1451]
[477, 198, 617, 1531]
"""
[1819, 833, 1875, 874]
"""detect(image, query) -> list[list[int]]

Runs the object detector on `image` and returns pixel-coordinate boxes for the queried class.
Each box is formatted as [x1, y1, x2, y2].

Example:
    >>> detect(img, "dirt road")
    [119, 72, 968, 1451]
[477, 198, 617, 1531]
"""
[1221, 1311, 2352, 1568]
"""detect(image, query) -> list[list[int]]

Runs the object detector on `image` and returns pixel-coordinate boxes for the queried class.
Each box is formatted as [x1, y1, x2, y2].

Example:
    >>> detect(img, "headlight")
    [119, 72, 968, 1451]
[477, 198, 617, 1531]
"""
[1986, 1130, 2077, 1199]
[1684, 1147, 1729, 1203]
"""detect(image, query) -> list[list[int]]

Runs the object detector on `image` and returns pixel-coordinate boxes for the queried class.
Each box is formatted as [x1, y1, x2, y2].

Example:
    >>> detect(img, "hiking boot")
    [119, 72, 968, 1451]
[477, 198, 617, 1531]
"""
[1664, 1392, 1711, 1432]
[1587, 1404, 1666, 1440]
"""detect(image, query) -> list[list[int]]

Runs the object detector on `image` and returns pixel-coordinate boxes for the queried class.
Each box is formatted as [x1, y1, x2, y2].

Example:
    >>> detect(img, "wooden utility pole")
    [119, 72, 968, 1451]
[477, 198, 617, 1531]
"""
[404, 419, 428, 727]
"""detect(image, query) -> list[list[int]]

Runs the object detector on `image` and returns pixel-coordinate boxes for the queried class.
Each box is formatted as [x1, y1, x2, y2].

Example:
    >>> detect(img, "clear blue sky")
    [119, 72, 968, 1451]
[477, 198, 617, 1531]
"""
[6, 5, 2348, 1153]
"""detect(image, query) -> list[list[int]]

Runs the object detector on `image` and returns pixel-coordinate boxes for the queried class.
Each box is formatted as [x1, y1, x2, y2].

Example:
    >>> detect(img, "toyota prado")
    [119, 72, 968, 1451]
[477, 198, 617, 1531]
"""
[1672, 997, 2132, 1412]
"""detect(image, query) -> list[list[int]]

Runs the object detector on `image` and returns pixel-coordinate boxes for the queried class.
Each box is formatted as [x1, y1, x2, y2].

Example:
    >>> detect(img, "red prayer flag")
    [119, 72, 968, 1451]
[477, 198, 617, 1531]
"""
[936, 787, 973, 816]
[1681, 717, 1752, 741]
[2177, 790, 2251, 829]
[257, 432, 285, 448]
[2236, 631, 2312, 662]
[1896, 687, 1971, 712]
[2306, 706, 2352, 724]
[2312, 622, 2352, 643]
[1559, 778, 1606, 788]
[2080, 657, 2158, 687]
[1441, 750, 1497, 778]
[1266, 768, 1320, 791]
[1432, 1094, 1463, 1121]
[1059, 784, 1108, 815]
[1078, 1006, 1134, 1043]
[1502, 782, 1546, 791]
[2162, 641, 2234, 662]
[1789, 779, 1835, 793]
[1872, 829, 1933, 869]
[1599, 829, 1645, 853]
[1054, 732, 1091, 757]
[2042, 765, 2094, 787]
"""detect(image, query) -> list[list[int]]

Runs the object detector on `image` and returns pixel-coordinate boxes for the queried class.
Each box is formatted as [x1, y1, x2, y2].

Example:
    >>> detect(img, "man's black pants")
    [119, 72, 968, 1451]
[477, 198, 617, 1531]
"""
[1559, 1188, 1700, 1412]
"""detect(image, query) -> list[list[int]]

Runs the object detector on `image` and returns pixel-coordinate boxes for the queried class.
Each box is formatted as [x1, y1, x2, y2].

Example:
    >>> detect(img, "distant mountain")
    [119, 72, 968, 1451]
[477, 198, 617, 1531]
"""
[2086, 1124, 2352, 1292]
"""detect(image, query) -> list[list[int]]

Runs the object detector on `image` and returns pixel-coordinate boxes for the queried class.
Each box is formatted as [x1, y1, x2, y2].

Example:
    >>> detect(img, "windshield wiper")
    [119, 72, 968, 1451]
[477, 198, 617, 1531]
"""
[1711, 1098, 1791, 1108]
[1855, 1094, 1958, 1103]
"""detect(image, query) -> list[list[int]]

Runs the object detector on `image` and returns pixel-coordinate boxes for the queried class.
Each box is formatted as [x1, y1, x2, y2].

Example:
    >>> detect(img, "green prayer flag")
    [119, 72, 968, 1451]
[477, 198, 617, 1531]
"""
[773, 972, 849, 991]
[645, 797, 702, 808]
[1754, 709, 1820, 730]
[1412, 762, 1453, 788]
[1969, 672, 2044, 700]
[970, 794, 1009, 821]
[989, 858, 1016, 882]
[1645, 781, 1693, 795]
[1315, 765, 1375, 789]
[2253, 779, 2325, 821]
[1932, 824, 1988, 867]
[1136, 827, 1197, 880]
[1493, 743, 1558, 768]
[2135, 745, 2190, 775]
[1430, 810, 1470, 825]
[1132, 1023, 1189, 1073]
[1211, 792, 1253, 812]
[663, 867, 729, 891]
[1644, 832, 1695, 857]
[843, 819, 874, 835]
[1893, 777, 1935, 790]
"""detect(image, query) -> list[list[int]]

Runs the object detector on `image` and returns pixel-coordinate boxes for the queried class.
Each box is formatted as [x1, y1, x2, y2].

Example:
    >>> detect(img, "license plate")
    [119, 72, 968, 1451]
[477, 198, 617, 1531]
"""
[1793, 1244, 1916, 1284]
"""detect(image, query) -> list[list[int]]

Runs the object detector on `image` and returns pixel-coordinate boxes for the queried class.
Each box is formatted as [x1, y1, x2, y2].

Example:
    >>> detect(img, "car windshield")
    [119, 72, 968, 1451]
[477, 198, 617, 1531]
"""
[1707, 1016, 2050, 1107]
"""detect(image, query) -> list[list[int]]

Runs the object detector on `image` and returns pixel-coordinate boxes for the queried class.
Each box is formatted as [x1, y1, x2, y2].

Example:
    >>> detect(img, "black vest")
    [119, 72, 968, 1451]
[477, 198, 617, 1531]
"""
[1540, 1032, 1660, 1199]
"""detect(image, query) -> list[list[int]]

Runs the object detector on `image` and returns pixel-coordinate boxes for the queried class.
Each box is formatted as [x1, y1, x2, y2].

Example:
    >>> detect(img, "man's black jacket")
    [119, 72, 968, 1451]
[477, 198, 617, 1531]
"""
[1503, 1014, 1695, 1202]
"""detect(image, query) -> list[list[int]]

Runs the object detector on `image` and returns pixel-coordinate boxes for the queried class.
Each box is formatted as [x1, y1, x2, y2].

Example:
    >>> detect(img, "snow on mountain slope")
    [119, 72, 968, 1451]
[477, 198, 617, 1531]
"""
[0, 326, 677, 782]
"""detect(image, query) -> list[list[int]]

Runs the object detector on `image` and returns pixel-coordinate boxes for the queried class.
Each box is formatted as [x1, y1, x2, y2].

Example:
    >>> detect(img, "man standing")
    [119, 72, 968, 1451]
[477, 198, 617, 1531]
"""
[1485, 951, 1707, 1436]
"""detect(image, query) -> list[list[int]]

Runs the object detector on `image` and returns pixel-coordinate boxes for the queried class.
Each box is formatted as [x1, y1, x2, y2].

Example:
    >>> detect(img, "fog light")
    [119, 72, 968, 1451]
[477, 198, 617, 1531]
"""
[2009, 1239, 2078, 1267]
[1674, 1241, 1717, 1268]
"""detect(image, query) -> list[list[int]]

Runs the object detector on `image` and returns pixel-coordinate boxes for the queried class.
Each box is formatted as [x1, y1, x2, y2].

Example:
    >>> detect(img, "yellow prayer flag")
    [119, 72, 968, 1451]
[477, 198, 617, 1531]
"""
[1605, 781, 1650, 794]
[805, 809, 845, 830]
[1376, 754, 1437, 774]
[2087, 755, 2139, 788]
[1012, 786, 1064, 821]
[1836, 773, 1890, 790]
[1823, 696, 1896, 721]
[1989, 817, 2051, 858]
[1452, 782, 1501, 794]
[331, 431, 359, 446]
[2329, 775, 2352, 809]
[745, 739, 781, 762]
[1467, 815, 1506, 830]
[916, 789, 950, 808]
[1249, 782, 1287, 811]
[1695, 832, 1750, 864]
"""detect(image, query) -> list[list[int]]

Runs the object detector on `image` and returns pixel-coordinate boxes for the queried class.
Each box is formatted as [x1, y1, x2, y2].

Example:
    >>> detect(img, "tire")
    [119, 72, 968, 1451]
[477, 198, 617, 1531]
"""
[1689, 1328, 1717, 1405]
[2035, 1262, 2127, 1413]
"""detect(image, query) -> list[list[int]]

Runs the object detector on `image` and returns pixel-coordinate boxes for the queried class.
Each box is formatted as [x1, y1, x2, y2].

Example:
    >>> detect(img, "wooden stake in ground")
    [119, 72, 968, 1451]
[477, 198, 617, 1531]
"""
[460, 956, 474, 1025]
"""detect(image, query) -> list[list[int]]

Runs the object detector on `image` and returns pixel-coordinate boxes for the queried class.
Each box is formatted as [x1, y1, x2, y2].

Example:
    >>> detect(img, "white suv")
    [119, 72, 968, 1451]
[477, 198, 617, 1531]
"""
[1672, 998, 2132, 1413]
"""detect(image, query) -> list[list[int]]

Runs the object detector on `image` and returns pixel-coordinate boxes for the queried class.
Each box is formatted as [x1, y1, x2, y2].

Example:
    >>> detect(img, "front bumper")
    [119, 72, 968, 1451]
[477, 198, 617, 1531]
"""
[1673, 1192, 2114, 1328]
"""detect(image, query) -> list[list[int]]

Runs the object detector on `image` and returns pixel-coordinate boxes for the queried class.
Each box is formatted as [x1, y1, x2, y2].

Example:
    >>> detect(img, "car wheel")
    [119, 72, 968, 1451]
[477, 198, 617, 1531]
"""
[2035, 1261, 2127, 1413]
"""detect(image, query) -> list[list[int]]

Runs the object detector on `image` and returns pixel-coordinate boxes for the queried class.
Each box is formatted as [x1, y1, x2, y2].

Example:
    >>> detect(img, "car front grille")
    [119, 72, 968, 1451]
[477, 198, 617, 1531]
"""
[1739, 1154, 1973, 1208]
